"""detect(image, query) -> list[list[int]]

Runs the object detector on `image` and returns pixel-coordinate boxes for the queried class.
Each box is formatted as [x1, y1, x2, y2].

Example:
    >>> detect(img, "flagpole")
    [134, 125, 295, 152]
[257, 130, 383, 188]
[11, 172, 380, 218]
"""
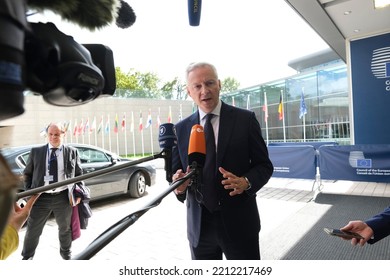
[81, 118, 85, 144]
[116, 130, 119, 155]
[123, 113, 128, 158]
[150, 125, 154, 154]
[281, 89, 286, 142]
[107, 114, 112, 152]
[69, 120, 73, 143]
[100, 116, 104, 150]
[87, 118, 91, 145]
[74, 119, 78, 144]
[141, 129, 145, 157]
[300, 87, 308, 142]
[93, 116, 97, 146]
[131, 111, 135, 157]
[302, 87, 306, 142]
[264, 91, 269, 145]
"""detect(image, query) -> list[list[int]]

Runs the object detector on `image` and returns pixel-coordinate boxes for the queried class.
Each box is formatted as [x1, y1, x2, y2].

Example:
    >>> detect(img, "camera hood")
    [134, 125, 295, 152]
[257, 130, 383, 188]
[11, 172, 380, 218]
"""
[25, 22, 113, 106]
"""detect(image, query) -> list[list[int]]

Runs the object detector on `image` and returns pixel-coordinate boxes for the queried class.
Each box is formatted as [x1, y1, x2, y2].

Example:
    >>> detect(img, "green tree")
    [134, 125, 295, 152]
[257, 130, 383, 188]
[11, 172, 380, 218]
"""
[161, 77, 187, 100]
[136, 71, 161, 99]
[221, 77, 240, 93]
[114, 67, 140, 98]
[114, 67, 240, 98]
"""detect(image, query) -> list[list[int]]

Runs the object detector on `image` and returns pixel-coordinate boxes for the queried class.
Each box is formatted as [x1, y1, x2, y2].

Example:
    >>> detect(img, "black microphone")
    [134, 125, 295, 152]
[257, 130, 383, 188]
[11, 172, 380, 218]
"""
[188, 0, 202, 26]
[116, 0, 137, 29]
[158, 123, 177, 183]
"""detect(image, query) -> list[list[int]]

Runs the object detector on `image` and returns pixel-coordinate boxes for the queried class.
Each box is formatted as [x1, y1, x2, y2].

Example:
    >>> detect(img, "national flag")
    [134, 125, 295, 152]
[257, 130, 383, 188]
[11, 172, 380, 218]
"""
[63, 121, 71, 134]
[130, 111, 134, 133]
[139, 111, 143, 131]
[121, 113, 126, 132]
[97, 116, 103, 133]
[114, 114, 119, 133]
[104, 115, 110, 134]
[145, 109, 152, 129]
[156, 108, 161, 128]
[263, 92, 268, 123]
[299, 89, 307, 119]
[278, 93, 283, 120]
[73, 119, 78, 136]
[178, 104, 183, 121]
[78, 119, 84, 135]
[39, 125, 47, 137]
[84, 118, 90, 134]
[90, 116, 96, 133]
[167, 106, 172, 123]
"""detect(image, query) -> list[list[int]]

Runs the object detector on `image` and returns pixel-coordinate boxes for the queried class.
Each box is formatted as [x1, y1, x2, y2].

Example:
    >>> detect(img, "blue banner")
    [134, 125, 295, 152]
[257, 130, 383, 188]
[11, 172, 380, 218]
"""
[268, 145, 316, 179]
[319, 145, 390, 182]
[350, 32, 390, 144]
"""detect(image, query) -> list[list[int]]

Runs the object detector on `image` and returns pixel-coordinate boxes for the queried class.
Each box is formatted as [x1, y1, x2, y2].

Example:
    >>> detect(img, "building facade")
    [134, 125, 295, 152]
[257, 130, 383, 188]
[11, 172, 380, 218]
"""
[221, 51, 350, 145]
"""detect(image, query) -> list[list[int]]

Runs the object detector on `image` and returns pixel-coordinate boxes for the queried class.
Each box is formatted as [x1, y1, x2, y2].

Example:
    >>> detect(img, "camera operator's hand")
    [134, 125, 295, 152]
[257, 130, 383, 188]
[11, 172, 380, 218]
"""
[8, 194, 40, 232]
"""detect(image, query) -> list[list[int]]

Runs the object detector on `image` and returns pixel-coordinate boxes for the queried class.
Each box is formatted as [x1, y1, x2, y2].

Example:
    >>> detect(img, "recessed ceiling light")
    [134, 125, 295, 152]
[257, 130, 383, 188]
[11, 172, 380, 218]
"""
[374, 0, 390, 9]
[354, 29, 360, 33]
[344, 11, 352, 15]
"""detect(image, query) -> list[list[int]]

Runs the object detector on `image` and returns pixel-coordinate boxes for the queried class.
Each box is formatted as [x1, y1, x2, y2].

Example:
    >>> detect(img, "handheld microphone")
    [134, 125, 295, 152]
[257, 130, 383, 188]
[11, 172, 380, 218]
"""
[158, 123, 177, 183]
[188, 124, 206, 169]
[188, 0, 202, 26]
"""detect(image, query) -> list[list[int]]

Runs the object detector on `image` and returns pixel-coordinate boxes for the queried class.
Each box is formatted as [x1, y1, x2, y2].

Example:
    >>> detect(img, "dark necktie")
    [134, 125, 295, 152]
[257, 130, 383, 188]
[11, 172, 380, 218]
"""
[202, 114, 218, 212]
[49, 148, 58, 183]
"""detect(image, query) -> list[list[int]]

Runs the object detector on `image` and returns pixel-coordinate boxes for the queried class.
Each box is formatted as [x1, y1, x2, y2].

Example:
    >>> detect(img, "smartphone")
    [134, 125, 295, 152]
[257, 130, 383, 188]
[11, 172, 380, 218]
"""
[324, 227, 364, 240]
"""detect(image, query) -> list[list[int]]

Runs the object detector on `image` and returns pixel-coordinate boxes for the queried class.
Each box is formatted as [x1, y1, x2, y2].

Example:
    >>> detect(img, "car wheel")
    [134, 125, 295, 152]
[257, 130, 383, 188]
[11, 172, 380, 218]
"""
[128, 171, 146, 198]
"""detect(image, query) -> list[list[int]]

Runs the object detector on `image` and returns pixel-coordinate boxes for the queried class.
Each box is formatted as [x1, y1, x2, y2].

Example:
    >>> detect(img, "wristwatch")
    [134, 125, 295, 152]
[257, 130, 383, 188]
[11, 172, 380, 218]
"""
[243, 176, 252, 190]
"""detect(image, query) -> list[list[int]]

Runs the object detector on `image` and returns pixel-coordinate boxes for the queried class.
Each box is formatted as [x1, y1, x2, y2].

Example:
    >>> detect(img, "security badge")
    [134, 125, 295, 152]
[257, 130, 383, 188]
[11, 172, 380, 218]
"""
[44, 175, 54, 184]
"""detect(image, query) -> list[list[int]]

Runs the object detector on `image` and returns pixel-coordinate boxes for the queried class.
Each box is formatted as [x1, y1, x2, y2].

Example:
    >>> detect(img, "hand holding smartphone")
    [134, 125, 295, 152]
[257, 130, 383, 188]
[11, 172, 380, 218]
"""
[324, 227, 364, 240]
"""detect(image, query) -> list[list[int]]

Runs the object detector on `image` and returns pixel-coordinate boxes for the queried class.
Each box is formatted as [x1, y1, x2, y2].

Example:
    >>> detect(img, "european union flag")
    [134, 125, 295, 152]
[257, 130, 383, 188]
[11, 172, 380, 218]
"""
[299, 91, 307, 119]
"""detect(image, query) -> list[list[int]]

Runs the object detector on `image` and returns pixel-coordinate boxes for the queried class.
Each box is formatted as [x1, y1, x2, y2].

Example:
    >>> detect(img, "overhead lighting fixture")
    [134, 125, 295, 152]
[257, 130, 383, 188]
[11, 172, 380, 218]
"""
[374, 0, 390, 9]
[344, 11, 352, 15]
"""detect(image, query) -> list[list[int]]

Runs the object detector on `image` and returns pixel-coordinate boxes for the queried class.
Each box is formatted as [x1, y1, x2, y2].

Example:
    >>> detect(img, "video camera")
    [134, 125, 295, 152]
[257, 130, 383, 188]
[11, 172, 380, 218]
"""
[0, 0, 116, 121]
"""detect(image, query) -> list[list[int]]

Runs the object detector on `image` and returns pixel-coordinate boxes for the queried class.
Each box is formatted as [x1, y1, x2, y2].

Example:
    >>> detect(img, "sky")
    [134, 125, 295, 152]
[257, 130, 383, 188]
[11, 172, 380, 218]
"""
[28, 0, 329, 89]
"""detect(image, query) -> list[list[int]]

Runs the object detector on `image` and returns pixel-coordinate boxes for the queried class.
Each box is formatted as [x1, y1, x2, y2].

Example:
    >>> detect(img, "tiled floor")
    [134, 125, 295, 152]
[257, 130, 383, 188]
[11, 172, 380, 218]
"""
[261, 177, 390, 202]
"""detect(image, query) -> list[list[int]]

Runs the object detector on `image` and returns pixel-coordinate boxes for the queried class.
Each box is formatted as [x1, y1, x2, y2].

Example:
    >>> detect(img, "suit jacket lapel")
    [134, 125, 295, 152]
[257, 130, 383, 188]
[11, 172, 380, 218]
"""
[217, 103, 236, 167]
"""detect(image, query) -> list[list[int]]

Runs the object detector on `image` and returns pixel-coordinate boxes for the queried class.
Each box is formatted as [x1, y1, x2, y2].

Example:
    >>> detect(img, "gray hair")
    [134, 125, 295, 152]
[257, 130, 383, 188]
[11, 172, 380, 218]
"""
[185, 62, 218, 82]
[47, 122, 66, 134]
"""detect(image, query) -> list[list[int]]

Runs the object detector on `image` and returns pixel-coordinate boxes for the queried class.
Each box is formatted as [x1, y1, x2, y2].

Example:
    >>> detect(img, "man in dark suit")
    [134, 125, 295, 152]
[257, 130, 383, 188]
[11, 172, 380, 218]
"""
[341, 207, 390, 246]
[22, 122, 83, 260]
[171, 62, 273, 260]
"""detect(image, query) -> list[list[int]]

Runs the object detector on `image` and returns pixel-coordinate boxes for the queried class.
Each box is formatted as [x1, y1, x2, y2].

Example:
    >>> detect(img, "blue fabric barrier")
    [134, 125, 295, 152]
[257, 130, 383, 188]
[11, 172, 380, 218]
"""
[268, 145, 317, 179]
[269, 141, 338, 150]
[318, 145, 390, 182]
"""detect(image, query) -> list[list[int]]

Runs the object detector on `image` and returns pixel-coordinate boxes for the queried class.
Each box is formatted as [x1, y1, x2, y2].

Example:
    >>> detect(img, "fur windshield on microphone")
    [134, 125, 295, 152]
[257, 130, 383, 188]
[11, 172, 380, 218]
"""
[27, 0, 136, 30]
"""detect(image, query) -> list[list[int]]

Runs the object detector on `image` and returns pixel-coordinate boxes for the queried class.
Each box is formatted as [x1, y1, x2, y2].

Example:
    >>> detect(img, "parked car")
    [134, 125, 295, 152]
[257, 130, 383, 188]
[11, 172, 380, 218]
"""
[1, 143, 156, 202]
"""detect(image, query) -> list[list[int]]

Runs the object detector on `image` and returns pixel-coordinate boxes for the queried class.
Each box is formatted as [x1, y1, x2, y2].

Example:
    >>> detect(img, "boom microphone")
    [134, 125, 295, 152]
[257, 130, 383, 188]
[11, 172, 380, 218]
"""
[116, 0, 136, 29]
[27, 0, 136, 30]
[188, 124, 206, 169]
[158, 123, 177, 183]
[188, 0, 202, 26]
